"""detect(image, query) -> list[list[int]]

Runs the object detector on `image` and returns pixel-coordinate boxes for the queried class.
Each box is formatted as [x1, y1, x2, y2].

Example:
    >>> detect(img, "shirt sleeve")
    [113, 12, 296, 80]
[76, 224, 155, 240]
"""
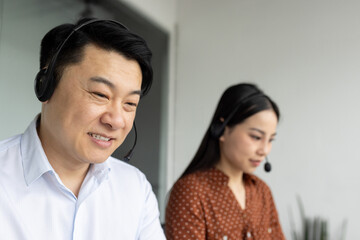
[137, 176, 166, 240]
[165, 177, 206, 240]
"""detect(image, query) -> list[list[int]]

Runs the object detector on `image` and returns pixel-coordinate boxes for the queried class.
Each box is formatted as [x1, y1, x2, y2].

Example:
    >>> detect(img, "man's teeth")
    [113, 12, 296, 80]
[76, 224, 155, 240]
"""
[90, 133, 110, 141]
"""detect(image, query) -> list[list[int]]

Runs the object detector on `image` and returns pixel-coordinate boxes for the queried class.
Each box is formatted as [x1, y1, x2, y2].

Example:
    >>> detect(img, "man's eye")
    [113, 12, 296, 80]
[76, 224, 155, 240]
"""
[93, 92, 108, 99]
[126, 102, 138, 107]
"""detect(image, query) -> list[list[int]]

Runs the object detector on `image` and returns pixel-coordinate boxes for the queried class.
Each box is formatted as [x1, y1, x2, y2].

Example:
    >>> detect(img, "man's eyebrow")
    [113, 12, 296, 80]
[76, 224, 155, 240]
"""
[249, 127, 277, 136]
[90, 76, 115, 89]
[131, 90, 142, 96]
[89, 76, 141, 96]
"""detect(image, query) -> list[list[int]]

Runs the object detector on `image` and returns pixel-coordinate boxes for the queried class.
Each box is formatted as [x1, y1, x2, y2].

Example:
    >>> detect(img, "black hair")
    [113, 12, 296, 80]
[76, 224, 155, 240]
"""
[39, 17, 153, 97]
[180, 83, 280, 178]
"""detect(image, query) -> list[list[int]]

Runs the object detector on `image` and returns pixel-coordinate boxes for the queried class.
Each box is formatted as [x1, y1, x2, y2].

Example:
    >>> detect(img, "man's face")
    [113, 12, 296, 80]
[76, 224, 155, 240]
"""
[40, 44, 142, 167]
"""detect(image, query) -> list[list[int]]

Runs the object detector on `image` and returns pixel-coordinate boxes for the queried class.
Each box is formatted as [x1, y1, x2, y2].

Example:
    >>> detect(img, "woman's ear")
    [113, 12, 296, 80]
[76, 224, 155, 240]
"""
[219, 117, 225, 142]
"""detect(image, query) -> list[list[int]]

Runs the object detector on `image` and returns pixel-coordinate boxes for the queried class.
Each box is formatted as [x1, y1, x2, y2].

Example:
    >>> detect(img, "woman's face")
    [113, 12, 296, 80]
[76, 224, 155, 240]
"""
[219, 109, 278, 174]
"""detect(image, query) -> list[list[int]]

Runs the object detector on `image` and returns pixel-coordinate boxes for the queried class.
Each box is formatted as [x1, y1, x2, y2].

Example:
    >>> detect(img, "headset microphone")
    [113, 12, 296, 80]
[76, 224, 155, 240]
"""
[264, 156, 272, 173]
[123, 122, 137, 162]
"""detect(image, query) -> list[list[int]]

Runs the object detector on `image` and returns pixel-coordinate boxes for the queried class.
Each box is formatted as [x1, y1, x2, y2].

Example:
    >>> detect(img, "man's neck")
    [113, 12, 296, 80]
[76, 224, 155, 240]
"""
[37, 117, 90, 198]
[52, 162, 90, 197]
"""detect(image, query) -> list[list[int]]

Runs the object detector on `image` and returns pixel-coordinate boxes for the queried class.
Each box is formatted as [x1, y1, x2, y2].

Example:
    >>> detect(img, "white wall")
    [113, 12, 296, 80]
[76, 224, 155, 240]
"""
[116, 0, 179, 195]
[118, 0, 176, 33]
[174, 0, 359, 239]
[0, 0, 86, 140]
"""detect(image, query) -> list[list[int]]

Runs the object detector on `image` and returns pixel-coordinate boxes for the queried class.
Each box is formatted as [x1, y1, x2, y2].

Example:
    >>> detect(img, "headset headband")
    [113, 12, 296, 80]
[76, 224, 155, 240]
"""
[210, 91, 263, 138]
[35, 19, 128, 102]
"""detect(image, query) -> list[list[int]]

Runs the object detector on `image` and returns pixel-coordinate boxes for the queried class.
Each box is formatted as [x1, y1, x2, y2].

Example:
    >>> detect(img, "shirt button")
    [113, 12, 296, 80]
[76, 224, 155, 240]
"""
[247, 232, 252, 238]
[268, 227, 272, 233]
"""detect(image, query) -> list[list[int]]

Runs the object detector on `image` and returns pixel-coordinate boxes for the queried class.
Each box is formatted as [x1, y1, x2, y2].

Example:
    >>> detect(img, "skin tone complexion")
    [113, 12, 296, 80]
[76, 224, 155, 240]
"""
[216, 109, 278, 209]
[38, 44, 142, 197]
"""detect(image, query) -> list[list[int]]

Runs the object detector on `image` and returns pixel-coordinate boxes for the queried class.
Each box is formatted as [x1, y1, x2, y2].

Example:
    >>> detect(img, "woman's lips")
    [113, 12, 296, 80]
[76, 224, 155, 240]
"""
[250, 159, 261, 167]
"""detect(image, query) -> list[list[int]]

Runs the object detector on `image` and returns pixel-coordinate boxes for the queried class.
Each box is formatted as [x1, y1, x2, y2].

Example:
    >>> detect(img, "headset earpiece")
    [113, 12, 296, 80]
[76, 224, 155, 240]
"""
[34, 67, 57, 102]
[210, 121, 225, 139]
[34, 68, 49, 102]
[34, 19, 128, 102]
[210, 91, 263, 139]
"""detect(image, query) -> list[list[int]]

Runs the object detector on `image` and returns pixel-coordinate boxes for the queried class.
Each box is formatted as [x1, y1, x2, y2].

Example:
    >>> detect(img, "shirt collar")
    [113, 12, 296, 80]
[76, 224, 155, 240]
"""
[21, 115, 54, 186]
[21, 115, 112, 186]
[88, 160, 111, 184]
[207, 167, 256, 186]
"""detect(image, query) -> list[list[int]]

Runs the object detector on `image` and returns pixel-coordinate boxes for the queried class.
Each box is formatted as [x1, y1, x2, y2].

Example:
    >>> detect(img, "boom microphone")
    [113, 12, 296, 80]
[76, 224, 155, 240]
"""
[123, 122, 137, 162]
[264, 156, 272, 173]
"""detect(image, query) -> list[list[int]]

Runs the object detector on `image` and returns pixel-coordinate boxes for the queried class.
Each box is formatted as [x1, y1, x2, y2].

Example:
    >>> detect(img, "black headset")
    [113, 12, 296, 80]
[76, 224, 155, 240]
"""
[34, 19, 138, 162]
[209, 91, 272, 172]
[34, 19, 128, 102]
[210, 91, 263, 139]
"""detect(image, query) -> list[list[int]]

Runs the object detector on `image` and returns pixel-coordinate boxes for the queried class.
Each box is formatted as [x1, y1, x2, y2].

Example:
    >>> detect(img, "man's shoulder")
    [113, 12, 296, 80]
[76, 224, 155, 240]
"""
[0, 134, 22, 154]
[0, 135, 23, 181]
[104, 157, 154, 201]
[106, 156, 142, 172]
[106, 156, 148, 182]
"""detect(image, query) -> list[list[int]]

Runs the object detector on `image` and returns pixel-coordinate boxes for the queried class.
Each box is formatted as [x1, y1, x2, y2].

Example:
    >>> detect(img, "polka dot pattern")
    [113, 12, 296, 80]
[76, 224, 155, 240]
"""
[165, 168, 285, 240]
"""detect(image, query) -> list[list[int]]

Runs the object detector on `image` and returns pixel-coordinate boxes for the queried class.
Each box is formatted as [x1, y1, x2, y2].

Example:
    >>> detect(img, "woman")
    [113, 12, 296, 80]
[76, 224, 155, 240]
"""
[165, 83, 285, 240]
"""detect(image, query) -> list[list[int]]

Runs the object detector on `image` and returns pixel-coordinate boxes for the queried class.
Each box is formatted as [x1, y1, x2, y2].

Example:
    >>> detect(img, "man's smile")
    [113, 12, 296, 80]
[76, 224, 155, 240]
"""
[88, 132, 114, 141]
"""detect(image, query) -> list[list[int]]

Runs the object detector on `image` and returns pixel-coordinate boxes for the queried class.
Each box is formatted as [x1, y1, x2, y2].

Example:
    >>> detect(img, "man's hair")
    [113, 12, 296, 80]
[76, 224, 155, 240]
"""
[39, 18, 153, 97]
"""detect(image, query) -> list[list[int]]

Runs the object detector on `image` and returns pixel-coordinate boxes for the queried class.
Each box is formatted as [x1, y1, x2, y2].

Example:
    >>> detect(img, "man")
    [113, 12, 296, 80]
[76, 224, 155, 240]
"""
[0, 18, 165, 239]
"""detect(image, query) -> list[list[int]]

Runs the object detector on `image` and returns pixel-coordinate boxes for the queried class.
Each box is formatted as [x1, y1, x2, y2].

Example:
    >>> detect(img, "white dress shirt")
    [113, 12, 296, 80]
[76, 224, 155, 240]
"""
[0, 116, 166, 240]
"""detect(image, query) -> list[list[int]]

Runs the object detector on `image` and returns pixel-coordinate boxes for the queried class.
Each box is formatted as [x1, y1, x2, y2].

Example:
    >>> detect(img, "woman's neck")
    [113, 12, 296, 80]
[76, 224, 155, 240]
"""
[216, 160, 247, 209]
[215, 160, 244, 187]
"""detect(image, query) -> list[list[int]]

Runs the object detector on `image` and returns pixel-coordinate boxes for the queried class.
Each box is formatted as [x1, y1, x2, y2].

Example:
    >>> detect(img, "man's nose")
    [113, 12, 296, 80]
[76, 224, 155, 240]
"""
[101, 104, 126, 130]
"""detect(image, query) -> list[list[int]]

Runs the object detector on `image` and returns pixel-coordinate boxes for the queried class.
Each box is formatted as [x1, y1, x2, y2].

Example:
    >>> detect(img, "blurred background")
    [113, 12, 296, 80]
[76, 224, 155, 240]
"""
[0, 0, 359, 239]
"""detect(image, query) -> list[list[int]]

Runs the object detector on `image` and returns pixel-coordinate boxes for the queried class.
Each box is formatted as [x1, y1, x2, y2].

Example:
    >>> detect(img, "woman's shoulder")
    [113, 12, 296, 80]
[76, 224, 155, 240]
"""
[245, 174, 272, 192]
[174, 170, 209, 188]
[170, 168, 217, 196]
[245, 175, 278, 206]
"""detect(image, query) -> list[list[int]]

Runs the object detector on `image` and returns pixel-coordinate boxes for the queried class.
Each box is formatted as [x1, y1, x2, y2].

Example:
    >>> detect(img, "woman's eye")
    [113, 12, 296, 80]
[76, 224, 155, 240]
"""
[269, 138, 276, 143]
[250, 135, 261, 140]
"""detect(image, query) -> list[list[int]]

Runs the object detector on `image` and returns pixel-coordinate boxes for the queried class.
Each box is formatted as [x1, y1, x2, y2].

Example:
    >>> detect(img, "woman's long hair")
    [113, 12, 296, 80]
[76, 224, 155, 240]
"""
[180, 83, 280, 178]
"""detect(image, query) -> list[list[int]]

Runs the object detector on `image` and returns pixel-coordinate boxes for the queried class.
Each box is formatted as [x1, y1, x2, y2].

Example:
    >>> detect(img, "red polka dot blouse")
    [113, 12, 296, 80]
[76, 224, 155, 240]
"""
[165, 168, 285, 240]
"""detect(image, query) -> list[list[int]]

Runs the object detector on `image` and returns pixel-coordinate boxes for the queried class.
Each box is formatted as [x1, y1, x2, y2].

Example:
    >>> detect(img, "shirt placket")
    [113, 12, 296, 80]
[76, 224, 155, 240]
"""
[242, 183, 254, 240]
